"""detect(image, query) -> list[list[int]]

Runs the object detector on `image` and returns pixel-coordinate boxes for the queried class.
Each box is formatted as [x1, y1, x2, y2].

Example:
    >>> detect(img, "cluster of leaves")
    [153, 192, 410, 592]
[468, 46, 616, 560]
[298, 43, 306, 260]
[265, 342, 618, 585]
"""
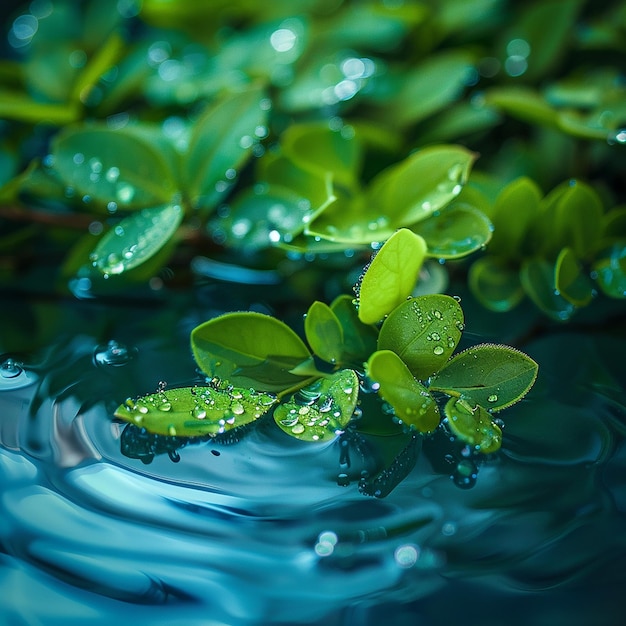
[0, 0, 624, 319]
[116, 230, 538, 493]
[467, 176, 626, 320]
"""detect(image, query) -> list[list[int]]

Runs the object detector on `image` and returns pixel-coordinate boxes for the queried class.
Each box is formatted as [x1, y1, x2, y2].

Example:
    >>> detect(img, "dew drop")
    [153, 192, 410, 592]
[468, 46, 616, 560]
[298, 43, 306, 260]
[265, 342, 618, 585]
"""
[433, 346, 444, 355]
[291, 423, 305, 435]
[192, 407, 207, 420]
[487, 394, 498, 403]
[0, 358, 23, 379]
[231, 402, 245, 415]
[158, 402, 172, 412]
[168, 425, 177, 436]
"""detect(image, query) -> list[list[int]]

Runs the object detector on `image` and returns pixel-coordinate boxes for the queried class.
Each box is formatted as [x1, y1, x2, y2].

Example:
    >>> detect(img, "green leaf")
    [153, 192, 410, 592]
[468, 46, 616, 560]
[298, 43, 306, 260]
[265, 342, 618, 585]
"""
[430, 343, 539, 411]
[414, 203, 493, 258]
[483, 87, 558, 126]
[191, 312, 314, 392]
[114, 385, 277, 437]
[592, 242, 626, 298]
[52, 126, 178, 210]
[555, 248, 595, 306]
[443, 398, 502, 454]
[304, 301, 344, 364]
[273, 369, 358, 442]
[489, 177, 542, 258]
[89, 203, 183, 276]
[0, 89, 80, 124]
[329, 295, 378, 364]
[183, 84, 268, 210]
[468, 256, 526, 312]
[366, 350, 440, 433]
[357, 228, 427, 324]
[377, 295, 464, 380]
[520, 257, 577, 320]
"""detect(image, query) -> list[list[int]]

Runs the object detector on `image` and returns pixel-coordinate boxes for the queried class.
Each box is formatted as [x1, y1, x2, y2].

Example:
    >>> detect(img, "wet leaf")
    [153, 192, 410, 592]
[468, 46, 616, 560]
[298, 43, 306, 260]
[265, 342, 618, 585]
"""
[273, 369, 358, 442]
[555, 247, 595, 306]
[443, 398, 502, 454]
[89, 203, 183, 276]
[592, 242, 626, 299]
[330, 295, 378, 365]
[377, 295, 464, 380]
[430, 343, 539, 412]
[304, 301, 344, 364]
[414, 203, 493, 258]
[469, 256, 526, 312]
[184, 84, 268, 210]
[366, 350, 440, 433]
[114, 385, 277, 437]
[52, 125, 177, 210]
[191, 312, 314, 392]
[357, 228, 427, 324]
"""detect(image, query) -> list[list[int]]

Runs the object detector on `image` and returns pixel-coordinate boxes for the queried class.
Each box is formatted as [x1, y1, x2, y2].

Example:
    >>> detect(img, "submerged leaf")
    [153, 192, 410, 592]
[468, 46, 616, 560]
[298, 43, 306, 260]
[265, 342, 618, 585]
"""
[273, 369, 358, 442]
[114, 385, 277, 437]
[191, 312, 314, 392]
[430, 343, 539, 411]
[443, 398, 502, 454]
[366, 350, 440, 433]
[377, 295, 464, 379]
[357, 228, 427, 324]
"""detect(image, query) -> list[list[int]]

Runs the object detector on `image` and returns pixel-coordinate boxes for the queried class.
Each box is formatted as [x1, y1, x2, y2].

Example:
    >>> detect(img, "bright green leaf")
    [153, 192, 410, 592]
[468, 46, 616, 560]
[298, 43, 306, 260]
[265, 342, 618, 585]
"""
[443, 398, 502, 454]
[468, 256, 526, 312]
[357, 228, 427, 324]
[89, 203, 183, 276]
[52, 126, 177, 209]
[555, 247, 595, 306]
[191, 312, 314, 392]
[414, 203, 493, 258]
[273, 369, 358, 442]
[304, 301, 344, 364]
[184, 84, 268, 209]
[114, 385, 277, 437]
[430, 343, 539, 411]
[377, 295, 464, 379]
[366, 350, 440, 433]
[329, 295, 378, 365]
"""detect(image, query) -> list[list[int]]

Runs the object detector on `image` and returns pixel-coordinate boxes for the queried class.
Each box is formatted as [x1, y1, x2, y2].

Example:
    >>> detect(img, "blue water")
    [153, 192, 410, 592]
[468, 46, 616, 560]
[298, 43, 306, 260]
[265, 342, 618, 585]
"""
[1, 303, 625, 626]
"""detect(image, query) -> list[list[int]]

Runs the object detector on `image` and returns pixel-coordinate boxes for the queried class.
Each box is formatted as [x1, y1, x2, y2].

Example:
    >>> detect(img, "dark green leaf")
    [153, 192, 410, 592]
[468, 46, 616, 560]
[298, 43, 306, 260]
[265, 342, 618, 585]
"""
[89, 203, 183, 276]
[555, 247, 595, 306]
[469, 256, 526, 312]
[366, 350, 440, 433]
[304, 301, 344, 364]
[329, 295, 378, 364]
[377, 295, 464, 379]
[114, 385, 277, 437]
[430, 343, 539, 411]
[443, 398, 502, 454]
[592, 242, 626, 298]
[357, 228, 427, 324]
[273, 369, 358, 442]
[520, 257, 577, 320]
[191, 312, 314, 392]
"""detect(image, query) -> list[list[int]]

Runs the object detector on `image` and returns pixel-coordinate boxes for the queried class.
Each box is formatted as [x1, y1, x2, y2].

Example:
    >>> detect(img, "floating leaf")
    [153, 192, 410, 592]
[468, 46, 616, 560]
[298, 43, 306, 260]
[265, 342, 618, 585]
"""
[191, 312, 315, 392]
[114, 385, 277, 437]
[592, 242, 626, 298]
[430, 343, 539, 411]
[366, 350, 440, 433]
[443, 398, 502, 454]
[469, 256, 526, 312]
[414, 203, 493, 258]
[555, 247, 595, 306]
[520, 258, 576, 321]
[52, 126, 177, 210]
[273, 369, 358, 442]
[330, 295, 378, 365]
[377, 295, 464, 379]
[357, 228, 427, 324]
[89, 203, 183, 276]
[304, 301, 344, 364]
[183, 84, 268, 210]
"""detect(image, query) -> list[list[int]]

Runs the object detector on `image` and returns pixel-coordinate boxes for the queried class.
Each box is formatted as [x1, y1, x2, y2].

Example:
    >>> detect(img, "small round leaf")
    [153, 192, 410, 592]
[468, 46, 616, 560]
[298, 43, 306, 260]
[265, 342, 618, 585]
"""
[304, 301, 344, 364]
[443, 398, 502, 454]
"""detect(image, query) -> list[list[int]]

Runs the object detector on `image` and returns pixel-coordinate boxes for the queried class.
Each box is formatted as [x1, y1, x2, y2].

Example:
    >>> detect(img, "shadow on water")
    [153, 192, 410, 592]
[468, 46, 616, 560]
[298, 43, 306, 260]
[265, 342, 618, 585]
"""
[1, 291, 626, 626]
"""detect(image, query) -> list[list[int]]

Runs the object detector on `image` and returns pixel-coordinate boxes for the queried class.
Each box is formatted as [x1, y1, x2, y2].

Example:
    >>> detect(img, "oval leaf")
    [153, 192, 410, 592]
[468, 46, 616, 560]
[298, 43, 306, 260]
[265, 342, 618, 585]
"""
[366, 350, 440, 433]
[357, 228, 427, 324]
[304, 301, 344, 364]
[520, 258, 577, 321]
[555, 247, 595, 306]
[89, 203, 183, 276]
[191, 312, 314, 392]
[468, 256, 526, 312]
[378, 295, 464, 379]
[414, 203, 493, 258]
[330, 295, 378, 365]
[592, 242, 626, 298]
[273, 369, 358, 442]
[443, 398, 502, 454]
[184, 84, 268, 210]
[52, 126, 177, 209]
[430, 343, 539, 411]
[114, 385, 277, 437]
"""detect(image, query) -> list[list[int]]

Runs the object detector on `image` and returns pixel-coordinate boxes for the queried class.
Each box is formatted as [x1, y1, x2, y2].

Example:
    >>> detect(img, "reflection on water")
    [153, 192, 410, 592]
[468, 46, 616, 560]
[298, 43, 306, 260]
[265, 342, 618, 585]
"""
[1, 306, 625, 625]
